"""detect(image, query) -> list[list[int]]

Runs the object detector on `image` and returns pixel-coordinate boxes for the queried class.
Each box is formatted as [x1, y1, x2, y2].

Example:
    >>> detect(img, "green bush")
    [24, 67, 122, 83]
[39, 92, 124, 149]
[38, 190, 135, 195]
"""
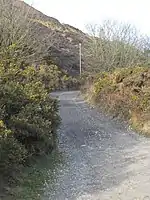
[0, 65, 60, 154]
[0, 136, 27, 177]
[0, 55, 60, 180]
[0, 121, 27, 178]
[10, 97, 60, 155]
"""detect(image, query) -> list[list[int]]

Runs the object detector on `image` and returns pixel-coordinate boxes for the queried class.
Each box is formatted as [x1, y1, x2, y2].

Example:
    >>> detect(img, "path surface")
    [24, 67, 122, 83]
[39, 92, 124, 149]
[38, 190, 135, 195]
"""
[43, 91, 150, 200]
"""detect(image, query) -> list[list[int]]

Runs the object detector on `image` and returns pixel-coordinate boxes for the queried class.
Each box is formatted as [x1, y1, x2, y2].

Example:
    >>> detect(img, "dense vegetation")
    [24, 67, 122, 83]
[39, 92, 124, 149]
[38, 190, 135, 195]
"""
[0, 47, 61, 183]
[83, 21, 150, 136]
[84, 67, 150, 135]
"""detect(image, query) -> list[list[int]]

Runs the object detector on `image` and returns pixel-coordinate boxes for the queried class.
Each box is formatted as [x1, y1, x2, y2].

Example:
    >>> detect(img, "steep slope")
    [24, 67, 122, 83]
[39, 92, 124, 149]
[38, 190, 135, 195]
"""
[15, 0, 88, 75]
[85, 66, 150, 135]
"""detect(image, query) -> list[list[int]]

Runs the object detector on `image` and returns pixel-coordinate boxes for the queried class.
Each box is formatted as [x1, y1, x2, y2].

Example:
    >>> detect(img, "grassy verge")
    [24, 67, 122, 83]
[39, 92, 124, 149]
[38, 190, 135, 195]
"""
[1, 150, 65, 200]
[84, 66, 150, 136]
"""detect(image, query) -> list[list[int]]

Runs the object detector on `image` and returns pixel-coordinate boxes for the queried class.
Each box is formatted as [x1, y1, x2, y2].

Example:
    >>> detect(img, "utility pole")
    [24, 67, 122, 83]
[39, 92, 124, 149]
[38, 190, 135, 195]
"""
[79, 43, 82, 76]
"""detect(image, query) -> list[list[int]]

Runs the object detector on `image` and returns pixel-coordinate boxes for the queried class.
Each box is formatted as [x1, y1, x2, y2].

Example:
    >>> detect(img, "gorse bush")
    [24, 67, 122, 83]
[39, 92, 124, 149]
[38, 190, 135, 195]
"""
[0, 119, 27, 179]
[0, 46, 60, 180]
[88, 66, 150, 135]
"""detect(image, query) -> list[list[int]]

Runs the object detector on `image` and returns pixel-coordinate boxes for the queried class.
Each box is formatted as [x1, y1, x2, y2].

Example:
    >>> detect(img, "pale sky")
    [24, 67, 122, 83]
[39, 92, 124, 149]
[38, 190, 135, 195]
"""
[24, 0, 150, 35]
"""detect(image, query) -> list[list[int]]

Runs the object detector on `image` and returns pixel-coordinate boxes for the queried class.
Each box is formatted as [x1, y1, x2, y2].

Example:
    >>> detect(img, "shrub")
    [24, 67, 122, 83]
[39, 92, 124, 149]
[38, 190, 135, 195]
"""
[87, 66, 150, 135]
[10, 97, 60, 155]
[0, 59, 60, 181]
[0, 121, 27, 178]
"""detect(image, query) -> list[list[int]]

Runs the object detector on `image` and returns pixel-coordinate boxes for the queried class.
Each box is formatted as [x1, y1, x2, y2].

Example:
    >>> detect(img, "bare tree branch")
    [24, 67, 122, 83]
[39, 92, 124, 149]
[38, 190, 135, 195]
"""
[0, 0, 59, 65]
[84, 20, 149, 73]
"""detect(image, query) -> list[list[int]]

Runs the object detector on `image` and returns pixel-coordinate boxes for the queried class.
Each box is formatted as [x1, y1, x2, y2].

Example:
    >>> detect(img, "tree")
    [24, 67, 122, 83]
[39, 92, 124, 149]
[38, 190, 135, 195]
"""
[84, 20, 148, 73]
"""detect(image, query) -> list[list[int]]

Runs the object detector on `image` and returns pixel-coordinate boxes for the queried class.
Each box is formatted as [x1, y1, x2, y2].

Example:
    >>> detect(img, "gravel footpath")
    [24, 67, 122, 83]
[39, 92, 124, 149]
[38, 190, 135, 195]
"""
[43, 91, 150, 200]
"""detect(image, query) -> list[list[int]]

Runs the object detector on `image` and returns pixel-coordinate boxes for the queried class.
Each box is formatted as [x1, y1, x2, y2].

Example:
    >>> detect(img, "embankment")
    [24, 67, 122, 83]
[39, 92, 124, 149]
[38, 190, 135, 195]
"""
[84, 67, 150, 135]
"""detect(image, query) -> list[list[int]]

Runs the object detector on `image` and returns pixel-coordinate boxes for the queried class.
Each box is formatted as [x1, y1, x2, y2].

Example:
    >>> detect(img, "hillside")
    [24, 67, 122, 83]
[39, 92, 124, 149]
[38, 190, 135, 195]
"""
[85, 67, 150, 135]
[14, 0, 88, 75]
